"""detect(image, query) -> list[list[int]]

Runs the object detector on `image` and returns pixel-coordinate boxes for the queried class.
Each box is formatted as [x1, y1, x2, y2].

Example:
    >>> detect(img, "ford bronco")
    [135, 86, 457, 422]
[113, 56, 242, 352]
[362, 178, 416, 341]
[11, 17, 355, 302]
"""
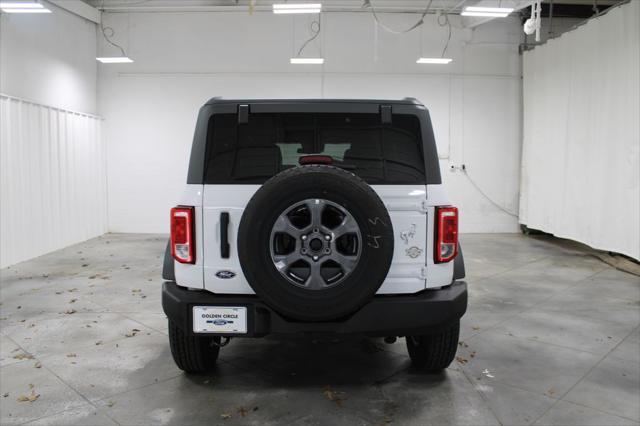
[162, 98, 467, 373]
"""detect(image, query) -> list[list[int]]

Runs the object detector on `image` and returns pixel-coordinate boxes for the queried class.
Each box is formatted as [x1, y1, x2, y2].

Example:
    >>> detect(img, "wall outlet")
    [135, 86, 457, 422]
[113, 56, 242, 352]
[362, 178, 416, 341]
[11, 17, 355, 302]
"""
[449, 164, 466, 172]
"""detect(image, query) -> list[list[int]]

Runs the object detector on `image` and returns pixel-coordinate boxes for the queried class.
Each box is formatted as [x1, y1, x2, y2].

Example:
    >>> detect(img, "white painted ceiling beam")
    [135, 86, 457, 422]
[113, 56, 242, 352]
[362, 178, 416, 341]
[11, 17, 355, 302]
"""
[47, 0, 101, 24]
[88, 0, 472, 13]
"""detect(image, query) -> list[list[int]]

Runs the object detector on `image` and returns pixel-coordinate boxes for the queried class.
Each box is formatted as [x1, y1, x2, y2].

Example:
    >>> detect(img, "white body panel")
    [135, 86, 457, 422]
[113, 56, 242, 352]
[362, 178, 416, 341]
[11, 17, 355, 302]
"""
[201, 185, 259, 294]
[174, 183, 455, 294]
[174, 180, 453, 294]
[371, 186, 428, 294]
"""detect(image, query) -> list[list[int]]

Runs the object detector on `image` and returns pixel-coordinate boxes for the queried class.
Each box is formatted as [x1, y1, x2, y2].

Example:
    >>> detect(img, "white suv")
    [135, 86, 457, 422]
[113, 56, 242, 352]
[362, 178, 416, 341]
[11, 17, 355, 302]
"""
[162, 98, 467, 373]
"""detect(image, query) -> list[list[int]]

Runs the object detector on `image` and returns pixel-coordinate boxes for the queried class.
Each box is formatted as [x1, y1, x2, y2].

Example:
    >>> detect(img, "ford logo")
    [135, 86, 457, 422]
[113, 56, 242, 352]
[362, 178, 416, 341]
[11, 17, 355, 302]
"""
[215, 270, 236, 279]
[213, 319, 228, 326]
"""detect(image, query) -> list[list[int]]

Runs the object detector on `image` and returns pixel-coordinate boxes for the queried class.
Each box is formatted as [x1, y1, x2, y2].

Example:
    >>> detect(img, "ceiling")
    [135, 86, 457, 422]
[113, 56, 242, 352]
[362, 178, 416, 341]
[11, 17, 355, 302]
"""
[81, 0, 625, 19]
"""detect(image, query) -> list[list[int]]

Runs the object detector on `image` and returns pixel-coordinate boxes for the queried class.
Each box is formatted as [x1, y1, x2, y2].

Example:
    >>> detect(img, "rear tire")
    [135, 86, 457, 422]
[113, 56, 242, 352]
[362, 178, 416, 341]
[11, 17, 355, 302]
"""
[406, 321, 460, 372]
[168, 320, 220, 374]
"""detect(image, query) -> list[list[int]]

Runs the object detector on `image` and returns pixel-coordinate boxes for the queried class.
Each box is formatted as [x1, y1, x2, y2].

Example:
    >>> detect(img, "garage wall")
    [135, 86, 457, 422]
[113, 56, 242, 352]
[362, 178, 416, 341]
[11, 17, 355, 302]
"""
[521, 0, 640, 260]
[0, 4, 105, 268]
[0, 2, 98, 114]
[99, 11, 523, 234]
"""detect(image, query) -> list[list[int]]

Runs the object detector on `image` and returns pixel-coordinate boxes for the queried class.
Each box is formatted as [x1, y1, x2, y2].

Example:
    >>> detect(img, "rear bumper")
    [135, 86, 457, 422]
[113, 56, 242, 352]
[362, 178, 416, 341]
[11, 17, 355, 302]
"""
[162, 281, 467, 337]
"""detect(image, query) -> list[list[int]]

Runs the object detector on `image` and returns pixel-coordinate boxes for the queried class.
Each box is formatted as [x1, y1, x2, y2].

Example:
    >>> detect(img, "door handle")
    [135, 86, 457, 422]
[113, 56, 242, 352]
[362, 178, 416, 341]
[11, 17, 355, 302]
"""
[220, 212, 230, 258]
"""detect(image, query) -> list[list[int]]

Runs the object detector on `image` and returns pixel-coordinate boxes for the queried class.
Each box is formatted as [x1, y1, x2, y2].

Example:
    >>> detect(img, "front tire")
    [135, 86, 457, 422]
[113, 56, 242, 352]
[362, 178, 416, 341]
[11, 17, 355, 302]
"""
[406, 321, 460, 372]
[168, 320, 220, 374]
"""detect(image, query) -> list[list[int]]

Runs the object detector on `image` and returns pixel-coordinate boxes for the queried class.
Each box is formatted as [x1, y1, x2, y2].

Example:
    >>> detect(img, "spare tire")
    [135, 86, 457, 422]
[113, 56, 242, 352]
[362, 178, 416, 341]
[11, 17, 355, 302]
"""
[237, 165, 394, 321]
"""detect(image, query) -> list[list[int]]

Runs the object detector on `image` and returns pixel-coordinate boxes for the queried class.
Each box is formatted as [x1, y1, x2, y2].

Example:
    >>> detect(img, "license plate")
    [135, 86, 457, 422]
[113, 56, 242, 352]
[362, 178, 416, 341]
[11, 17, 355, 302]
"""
[192, 306, 247, 334]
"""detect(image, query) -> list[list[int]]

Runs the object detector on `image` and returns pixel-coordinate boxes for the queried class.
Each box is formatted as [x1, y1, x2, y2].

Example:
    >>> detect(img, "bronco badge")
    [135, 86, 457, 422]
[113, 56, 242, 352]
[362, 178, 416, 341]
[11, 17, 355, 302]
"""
[400, 224, 417, 245]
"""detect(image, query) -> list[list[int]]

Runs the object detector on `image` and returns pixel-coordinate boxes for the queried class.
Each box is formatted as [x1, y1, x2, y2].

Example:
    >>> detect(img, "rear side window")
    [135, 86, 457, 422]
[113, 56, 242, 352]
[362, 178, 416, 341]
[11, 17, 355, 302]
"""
[204, 113, 425, 184]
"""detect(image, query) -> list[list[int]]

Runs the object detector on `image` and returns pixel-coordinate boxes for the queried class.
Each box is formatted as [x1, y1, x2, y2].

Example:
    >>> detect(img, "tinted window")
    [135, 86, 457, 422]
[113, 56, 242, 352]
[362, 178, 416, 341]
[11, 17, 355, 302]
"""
[204, 113, 425, 184]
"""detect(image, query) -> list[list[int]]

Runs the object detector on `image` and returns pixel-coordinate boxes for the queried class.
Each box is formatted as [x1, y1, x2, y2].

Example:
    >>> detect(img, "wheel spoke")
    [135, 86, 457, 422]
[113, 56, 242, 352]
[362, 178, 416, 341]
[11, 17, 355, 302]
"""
[305, 199, 326, 229]
[272, 215, 302, 238]
[332, 215, 359, 238]
[328, 252, 358, 275]
[304, 260, 326, 290]
[273, 251, 303, 271]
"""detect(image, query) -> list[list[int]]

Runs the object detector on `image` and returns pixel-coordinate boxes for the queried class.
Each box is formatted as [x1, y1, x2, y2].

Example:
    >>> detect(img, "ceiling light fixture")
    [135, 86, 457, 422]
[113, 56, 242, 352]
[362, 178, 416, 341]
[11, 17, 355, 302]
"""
[0, 1, 43, 6]
[96, 57, 134, 64]
[417, 57, 452, 64]
[461, 6, 513, 18]
[290, 57, 324, 64]
[273, 3, 321, 14]
[1, 7, 50, 12]
[0, 1, 51, 13]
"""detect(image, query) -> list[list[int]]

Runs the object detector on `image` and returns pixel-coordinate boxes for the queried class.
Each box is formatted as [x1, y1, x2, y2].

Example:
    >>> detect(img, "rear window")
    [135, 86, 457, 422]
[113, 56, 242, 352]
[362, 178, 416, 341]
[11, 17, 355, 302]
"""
[203, 113, 425, 184]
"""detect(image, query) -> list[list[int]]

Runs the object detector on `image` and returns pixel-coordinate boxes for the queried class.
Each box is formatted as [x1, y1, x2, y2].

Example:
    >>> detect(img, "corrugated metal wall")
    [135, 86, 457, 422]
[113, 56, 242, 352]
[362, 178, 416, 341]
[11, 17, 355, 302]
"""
[0, 94, 107, 268]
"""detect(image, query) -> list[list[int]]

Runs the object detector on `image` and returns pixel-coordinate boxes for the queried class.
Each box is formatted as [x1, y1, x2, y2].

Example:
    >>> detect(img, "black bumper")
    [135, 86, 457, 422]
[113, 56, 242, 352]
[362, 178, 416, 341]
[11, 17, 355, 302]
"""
[162, 281, 467, 337]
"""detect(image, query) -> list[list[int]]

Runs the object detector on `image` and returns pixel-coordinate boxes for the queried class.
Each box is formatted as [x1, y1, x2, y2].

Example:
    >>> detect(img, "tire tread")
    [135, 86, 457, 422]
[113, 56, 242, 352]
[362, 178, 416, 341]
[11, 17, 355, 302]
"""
[406, 321, 460, 372]
[168, 320, 219, 374]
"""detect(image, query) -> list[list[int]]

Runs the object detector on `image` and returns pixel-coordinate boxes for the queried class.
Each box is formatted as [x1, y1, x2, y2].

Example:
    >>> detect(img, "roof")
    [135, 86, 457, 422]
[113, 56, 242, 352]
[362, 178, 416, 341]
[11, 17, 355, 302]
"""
[204, 97, 423, 106]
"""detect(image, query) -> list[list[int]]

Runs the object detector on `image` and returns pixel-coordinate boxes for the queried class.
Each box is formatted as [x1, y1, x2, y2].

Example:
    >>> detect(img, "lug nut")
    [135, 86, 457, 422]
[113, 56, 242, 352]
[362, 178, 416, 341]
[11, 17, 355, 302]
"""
[301, 235, 307, 240]
[324, 235, 331, 240]
[313, 255, 319, 261]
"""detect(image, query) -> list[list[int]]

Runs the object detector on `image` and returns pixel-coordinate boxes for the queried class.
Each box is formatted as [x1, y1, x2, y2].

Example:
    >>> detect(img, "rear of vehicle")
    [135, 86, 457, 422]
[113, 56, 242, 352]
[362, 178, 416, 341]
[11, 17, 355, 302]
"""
[162, 98, 467, 373]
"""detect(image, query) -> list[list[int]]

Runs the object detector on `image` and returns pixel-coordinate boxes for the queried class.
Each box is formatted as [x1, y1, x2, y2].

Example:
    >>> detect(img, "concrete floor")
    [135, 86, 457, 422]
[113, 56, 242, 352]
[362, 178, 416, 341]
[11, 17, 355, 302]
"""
[0, 234, 638, 426]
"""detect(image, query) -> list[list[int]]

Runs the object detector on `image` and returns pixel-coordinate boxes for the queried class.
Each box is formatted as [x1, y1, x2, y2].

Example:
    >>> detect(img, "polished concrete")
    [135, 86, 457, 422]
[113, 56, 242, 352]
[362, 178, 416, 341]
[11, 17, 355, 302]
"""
[1, 234, 638, 426]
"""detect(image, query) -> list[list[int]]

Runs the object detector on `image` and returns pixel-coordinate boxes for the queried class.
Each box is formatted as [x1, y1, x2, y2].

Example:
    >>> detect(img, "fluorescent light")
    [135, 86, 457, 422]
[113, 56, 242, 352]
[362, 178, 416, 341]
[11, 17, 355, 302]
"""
[273, 3, 321, 14]
[2, 7, 50, 12]
[465, 6, 514, 13]
[96, 57, 134, 63]
[417, 57, 452, 64]
[274, 8, 321, 14]
[461, 11, 509, 17]
[290, 57, 324, 64]
[0, 1, 43, 7]
[0, 1, 50, 12]
[461, 6, 513, 17]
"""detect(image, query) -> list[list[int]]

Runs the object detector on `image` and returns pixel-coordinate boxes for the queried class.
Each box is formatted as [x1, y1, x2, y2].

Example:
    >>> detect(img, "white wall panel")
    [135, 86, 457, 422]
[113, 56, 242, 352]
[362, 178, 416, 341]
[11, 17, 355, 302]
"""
[0, 95, 107, 268]
[521, 1, 640, 260]
[99, 12, 522, 233]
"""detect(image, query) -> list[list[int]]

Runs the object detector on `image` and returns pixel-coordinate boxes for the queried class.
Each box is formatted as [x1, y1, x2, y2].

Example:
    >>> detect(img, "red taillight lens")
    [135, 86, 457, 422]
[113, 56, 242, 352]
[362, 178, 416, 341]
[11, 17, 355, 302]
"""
[171, 207, 194, 264]
[435, 206, 458, 263]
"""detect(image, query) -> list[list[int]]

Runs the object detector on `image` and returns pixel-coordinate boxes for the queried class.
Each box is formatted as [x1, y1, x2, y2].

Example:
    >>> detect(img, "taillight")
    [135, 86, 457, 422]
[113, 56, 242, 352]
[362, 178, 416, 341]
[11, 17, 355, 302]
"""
[171, 206, 195, 264]
[435, 206, 458, 263]
[299, 155, 333, 165]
